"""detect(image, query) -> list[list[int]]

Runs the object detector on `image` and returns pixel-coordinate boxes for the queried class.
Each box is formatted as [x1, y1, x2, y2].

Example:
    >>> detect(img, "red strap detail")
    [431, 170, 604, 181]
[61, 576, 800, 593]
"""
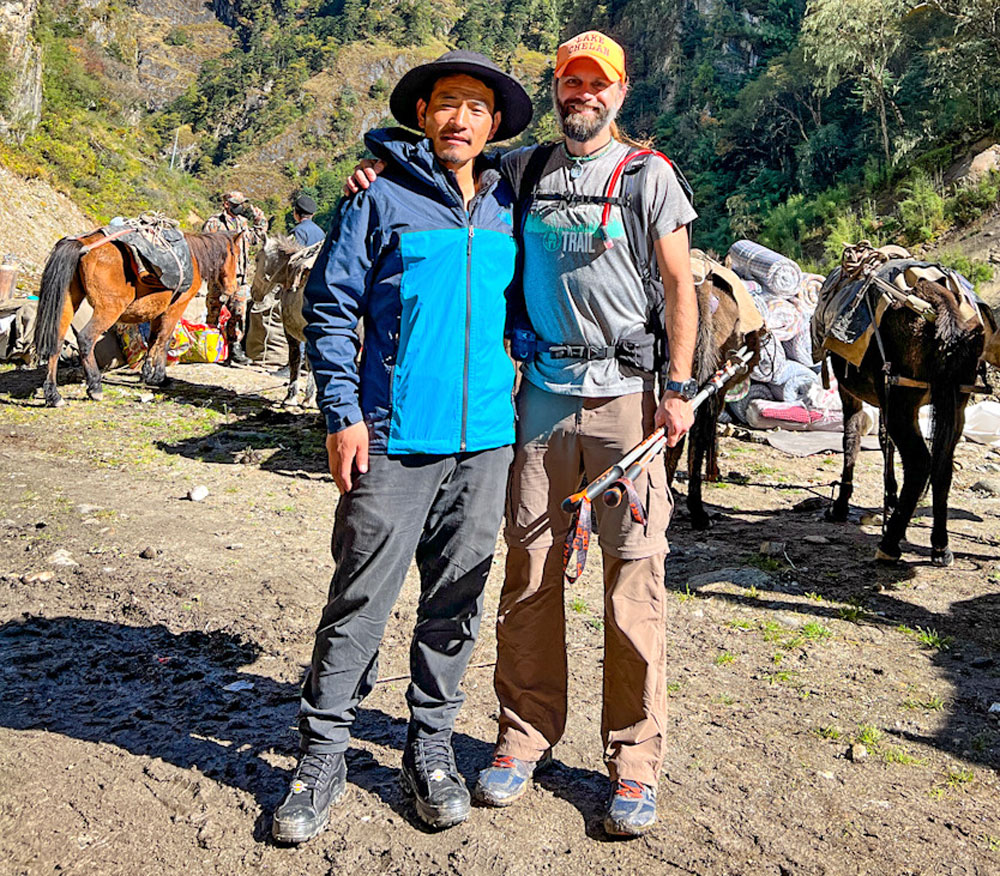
[562, 496, 593, 583]
[492, 755, 516, 769]
[619, 477, 648, 525]
[601, 148, 674, 235]
[614, 779, 645, 798]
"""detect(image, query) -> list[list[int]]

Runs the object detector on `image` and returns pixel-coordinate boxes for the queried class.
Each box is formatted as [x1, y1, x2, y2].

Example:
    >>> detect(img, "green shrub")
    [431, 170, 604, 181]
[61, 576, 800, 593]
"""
[897, 171, 946, 244]
[946, 171, 1000, 227]
[935, 250, 995, 291]
[164, 28, 192, 48]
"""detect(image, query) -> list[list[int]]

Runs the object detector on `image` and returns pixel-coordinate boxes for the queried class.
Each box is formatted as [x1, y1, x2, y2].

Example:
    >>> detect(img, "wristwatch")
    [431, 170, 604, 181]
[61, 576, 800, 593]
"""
[664, 378, 698, 400]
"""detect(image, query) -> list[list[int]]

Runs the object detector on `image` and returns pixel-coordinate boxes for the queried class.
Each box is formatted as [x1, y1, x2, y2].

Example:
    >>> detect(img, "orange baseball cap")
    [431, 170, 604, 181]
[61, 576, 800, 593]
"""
[554, 31, 626, 83]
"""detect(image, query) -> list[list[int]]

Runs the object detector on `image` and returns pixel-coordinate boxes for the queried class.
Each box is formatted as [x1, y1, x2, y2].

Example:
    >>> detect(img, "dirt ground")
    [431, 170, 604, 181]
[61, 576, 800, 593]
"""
[1, 361, 999, 876]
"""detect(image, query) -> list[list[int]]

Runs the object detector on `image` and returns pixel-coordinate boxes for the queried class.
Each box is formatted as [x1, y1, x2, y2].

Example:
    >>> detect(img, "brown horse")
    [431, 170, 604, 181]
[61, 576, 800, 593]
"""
[663, 270, 764, 529]
[34, 229, 241, 407]
[826, 277, 985, 566]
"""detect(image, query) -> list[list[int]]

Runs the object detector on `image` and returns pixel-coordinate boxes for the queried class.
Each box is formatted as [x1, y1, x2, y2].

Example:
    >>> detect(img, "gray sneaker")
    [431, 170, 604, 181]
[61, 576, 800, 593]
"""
[603, 778, 657, 837]
[473, 749, 553, 807]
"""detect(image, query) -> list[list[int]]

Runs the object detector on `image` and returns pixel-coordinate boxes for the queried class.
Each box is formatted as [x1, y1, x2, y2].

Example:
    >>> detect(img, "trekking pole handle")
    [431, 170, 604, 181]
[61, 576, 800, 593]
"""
[601, 347, 754, 508]
[561, 425, 665, 512]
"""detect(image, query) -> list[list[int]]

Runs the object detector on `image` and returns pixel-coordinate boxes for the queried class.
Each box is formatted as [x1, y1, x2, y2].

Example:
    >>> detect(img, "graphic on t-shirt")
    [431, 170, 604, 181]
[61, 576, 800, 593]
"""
[525, 211, 626, 255]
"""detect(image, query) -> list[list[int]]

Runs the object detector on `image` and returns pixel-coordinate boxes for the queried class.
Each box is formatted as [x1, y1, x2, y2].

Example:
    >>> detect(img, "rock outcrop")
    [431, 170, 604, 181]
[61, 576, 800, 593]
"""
[0, 0, 43, 139]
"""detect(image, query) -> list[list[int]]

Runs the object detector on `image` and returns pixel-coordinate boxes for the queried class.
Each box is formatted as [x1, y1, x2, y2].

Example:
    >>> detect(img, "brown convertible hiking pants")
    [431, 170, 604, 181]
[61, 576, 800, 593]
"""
[494, 381, 673, 787]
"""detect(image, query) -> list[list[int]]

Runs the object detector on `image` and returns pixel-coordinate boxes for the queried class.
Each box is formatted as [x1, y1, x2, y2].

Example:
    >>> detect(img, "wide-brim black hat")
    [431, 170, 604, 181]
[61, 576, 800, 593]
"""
[390, 50, 533, 142]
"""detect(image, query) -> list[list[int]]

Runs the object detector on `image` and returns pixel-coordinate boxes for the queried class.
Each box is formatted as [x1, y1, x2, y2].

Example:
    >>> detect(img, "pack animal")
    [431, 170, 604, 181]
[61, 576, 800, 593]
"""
[823, 269, 987, 566]
[251, 235, 322, 406]
[663, 269, 763, 529]
[34, 229, 241, 407]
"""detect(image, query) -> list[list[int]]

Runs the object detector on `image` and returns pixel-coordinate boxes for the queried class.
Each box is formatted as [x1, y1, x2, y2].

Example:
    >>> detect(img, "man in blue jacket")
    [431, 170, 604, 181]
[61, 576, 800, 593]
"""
[290, 193, 325, 246]
[270, 51, 532, 843]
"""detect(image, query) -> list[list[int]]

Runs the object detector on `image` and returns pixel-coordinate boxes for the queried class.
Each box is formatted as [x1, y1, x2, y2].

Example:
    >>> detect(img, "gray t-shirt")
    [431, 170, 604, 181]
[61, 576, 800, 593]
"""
[502, 140, 698, 397]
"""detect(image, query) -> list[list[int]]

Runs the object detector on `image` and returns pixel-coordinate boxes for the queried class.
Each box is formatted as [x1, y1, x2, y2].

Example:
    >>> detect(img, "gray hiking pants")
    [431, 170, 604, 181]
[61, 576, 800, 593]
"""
[298, 446, 513, 752]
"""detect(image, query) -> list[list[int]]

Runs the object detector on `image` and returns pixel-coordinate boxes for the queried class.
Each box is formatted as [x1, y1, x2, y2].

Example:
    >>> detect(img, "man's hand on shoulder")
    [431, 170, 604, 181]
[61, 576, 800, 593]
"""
[327, 422, 369, 492]
[343, 159, 387, 197]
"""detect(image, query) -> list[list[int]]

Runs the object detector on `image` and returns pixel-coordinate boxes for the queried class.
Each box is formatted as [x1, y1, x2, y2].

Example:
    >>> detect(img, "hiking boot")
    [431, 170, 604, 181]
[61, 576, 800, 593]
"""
[227, 340, 251, 366]
[603, 779, 657, 837]
[473, 749, 553, 807]
[271, 752, 346, 844]
[399, 734, 470, 829]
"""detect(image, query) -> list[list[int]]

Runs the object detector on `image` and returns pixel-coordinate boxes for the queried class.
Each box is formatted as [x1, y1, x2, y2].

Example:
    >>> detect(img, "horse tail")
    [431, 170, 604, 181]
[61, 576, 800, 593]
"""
[35, 238, 83, 360]
[920, 279, 984, 479]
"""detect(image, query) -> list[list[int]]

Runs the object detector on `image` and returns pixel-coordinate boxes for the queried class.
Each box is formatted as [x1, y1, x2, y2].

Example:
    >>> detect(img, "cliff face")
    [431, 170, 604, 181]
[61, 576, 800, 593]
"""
[0, 0, 43, 139]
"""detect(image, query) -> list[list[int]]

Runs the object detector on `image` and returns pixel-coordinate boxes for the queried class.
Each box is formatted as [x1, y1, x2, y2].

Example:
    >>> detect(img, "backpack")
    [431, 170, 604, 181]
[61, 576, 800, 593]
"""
[514, 141, 695, 372]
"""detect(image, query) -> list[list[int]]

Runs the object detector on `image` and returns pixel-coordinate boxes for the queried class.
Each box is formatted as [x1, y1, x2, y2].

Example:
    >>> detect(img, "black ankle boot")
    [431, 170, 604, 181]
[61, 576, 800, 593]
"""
[227, 339, 250, 366]
[400, 732, 470, 829]
[271, 751, 346, 844]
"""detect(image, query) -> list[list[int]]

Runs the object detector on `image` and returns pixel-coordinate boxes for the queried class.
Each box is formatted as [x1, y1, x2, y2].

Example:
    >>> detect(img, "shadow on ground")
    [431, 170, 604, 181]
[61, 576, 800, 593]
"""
[0, 616, 607, 839]
[664, 484, 1000, 775]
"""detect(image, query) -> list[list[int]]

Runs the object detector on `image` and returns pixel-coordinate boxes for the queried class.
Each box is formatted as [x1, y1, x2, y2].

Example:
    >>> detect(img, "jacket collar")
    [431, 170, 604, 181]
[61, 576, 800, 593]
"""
[364, 128, 500, 206]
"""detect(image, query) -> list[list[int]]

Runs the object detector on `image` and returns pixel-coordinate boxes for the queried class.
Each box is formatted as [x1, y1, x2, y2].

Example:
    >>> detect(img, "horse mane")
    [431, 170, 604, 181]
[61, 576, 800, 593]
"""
[186, 230, 238, 290]
[691, 278, 721, 384]
[271, 234, 302, 258]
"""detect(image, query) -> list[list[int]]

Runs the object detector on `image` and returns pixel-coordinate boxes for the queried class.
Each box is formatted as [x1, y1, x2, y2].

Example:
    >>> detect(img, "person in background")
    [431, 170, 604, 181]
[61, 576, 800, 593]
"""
[290, 193, 325, 246]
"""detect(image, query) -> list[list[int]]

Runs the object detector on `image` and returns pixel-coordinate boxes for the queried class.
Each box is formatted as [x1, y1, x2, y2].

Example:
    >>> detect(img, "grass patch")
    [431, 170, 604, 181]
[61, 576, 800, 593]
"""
[727, 619, 753, 630]
[804, 591, 824, 602]
[676, 584, 697, 603]
[856, 724, 883, 748]
[898, 625, 953, 650]
[746, 553, 782, 573]
[882, 746, 928, 766]
[802, 622, 832, 642]
[714, 651, 737, 666]
[945, 767, 975, 789]
[902, 694, 945, 712]
[813, 724, 842, 740]
[569, 596, 587, 614]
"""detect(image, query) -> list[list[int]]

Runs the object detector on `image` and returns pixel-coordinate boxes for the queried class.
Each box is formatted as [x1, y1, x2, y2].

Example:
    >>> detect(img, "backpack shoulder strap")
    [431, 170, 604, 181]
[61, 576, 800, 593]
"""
[517, 142, 560, 205]
[514, 142, 560, 237]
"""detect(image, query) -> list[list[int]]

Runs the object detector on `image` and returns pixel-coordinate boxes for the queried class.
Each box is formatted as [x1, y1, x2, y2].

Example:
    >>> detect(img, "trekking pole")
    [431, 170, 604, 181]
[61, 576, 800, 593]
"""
[601, 346, 754, 509]
[560, 346, 753, 584]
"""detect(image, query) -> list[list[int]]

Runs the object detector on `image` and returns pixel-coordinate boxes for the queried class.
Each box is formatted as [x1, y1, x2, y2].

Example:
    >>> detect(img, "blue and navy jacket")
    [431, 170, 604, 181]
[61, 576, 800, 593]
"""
[303, 128, 518, 455]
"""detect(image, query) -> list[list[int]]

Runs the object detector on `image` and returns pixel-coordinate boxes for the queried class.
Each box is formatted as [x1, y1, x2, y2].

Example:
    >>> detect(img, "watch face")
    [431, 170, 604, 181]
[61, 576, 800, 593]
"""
[682, 378, 698, 399]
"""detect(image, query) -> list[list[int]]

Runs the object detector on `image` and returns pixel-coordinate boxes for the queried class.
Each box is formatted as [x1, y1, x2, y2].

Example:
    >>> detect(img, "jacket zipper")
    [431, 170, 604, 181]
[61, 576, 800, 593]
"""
[460, 222, 473, 452]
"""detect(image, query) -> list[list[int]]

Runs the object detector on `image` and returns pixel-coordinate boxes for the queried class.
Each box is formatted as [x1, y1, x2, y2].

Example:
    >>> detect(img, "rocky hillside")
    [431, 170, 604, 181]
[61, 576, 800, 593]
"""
[0, 163, 90, 285]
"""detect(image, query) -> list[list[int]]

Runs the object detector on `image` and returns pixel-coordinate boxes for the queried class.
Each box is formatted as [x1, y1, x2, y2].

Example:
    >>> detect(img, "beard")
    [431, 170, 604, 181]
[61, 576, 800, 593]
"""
[555, 95, 618, 143]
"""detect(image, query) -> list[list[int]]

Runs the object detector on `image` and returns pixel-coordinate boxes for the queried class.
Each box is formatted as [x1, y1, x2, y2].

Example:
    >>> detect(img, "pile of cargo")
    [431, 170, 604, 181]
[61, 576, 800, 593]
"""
[723, 240, 847, 431]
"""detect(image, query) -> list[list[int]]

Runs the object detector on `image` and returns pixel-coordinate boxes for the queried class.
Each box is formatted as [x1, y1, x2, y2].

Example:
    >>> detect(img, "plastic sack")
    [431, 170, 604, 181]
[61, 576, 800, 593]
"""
[172, 319, 228, 364]
[963, 401, 1000, 448]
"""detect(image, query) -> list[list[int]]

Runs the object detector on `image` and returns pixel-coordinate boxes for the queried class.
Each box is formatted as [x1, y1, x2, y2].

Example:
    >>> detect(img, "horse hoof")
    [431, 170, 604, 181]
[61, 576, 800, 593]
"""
[825, 506, 848, 523]
[281, 395, 298, 407]
[87, 390, 103, 402]
[931, 548, 954, 567]
[689, 515, 712, 531]
[875, 547, 902, 564]
[47, 396, 66, 409]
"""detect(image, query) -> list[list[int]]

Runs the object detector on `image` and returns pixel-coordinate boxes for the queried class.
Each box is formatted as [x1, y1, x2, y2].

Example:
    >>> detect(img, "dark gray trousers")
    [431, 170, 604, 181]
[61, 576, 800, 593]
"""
[298, 446, 513, 753]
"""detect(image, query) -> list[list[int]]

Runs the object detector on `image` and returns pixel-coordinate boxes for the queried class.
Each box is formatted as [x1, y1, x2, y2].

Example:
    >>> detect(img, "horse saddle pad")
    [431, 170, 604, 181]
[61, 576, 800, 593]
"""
[691, 249, 765, 334]
[810, 259, 991, 367]
[100, 220, 194, 295]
